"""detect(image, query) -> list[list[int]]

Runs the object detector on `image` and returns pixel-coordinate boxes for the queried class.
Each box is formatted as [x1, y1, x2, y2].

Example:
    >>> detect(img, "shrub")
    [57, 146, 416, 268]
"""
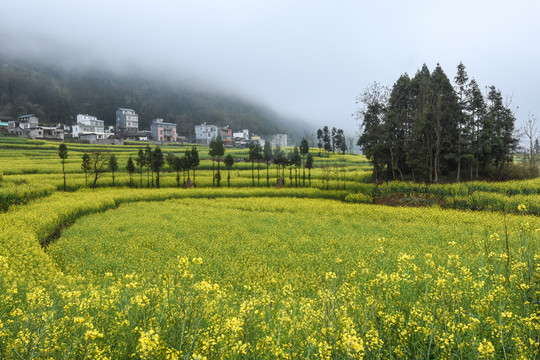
[497, 163, 531, 181]
[344, 192, 373, 204]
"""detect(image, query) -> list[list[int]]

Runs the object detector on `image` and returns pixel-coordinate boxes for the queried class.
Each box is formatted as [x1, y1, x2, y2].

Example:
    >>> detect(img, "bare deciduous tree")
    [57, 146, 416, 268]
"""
[522, 112, 538, 175]
[302, 130, 316, 148]
[90, 152, 109, 189]
[346, 136, 355, 154]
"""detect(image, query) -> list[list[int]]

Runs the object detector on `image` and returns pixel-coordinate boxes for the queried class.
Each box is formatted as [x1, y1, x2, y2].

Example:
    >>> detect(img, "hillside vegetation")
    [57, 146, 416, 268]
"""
[0, 59, 304, 138]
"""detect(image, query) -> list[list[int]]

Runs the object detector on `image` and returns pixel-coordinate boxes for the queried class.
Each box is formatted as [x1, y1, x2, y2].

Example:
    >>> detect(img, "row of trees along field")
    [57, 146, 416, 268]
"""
[59, 138, 316, 190]
[207, 137, 314, 188]
[356, 62, 518, 183]
[316, 126, 347, 155]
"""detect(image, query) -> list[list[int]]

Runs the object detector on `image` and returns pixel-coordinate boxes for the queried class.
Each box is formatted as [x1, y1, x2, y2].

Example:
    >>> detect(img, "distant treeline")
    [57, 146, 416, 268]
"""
[0, 59, 298, 138]
[356, 63, 518, 183]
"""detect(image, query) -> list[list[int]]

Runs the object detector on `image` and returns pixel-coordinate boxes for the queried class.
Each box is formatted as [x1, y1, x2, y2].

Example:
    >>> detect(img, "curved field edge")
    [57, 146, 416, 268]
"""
[45, 197, 509, 283]
[7, 177, 540, 217]
[1, 187, 348, 283]
[1, 189, 539, 359]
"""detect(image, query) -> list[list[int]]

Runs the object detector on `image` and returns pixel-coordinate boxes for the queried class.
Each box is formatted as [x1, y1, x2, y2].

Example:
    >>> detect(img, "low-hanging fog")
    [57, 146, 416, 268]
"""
[1, 0, 539, 138]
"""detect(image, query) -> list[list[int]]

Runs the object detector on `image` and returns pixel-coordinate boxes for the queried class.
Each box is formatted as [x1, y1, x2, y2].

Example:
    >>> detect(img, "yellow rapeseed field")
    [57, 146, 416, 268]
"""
[1, 187, 539, 359]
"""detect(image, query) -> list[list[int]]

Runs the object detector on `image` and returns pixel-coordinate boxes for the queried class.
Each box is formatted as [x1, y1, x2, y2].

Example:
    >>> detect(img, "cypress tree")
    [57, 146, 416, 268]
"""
[299, 138, 309, 186]
[248, 143, 256, 187]
[126, 156, 135, 187]
[189, 146, 200, 186]
[58, 143, 68, 191]
[209, 139, 216, 186]
[151, 146, 165, 188]
[136, 148, 145, 187]
[172, 156, 183, 187]
[81, 153, 91, 186]
[306, 153, 314, 187]
[263, 140, 273, 187]
[144, 145, 152, 187]
[109, 154, 118, 186]
[214, 136, 225, 187]
[224, 154, 234, 188]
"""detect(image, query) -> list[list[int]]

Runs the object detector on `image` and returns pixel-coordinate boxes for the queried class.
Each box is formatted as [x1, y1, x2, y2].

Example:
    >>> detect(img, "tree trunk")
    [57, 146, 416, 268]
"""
[251, 161, 255, 187]
[257, 161, 260, 186]
[212, 157, 215, 186]
[266, 161, 270, 187]
[456, 129, 462, 182]
[62, 161, 66, 191]
[289, 167, 292, 187]
[389, 147, 396, 180]
[217, 156, 221, 187]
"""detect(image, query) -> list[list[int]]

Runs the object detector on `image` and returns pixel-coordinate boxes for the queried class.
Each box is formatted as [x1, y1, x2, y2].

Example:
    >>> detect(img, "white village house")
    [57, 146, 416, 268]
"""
[72, 114, 107, 139]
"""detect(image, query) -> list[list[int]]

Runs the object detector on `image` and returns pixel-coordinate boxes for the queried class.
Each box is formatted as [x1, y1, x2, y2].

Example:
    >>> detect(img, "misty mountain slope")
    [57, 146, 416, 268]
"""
[0, 59, 305, 138]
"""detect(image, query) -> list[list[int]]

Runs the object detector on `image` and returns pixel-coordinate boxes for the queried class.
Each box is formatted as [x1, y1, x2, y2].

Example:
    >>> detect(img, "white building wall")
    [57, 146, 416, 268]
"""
[73, 114, 106, 138]
[195, 124, 219, 144]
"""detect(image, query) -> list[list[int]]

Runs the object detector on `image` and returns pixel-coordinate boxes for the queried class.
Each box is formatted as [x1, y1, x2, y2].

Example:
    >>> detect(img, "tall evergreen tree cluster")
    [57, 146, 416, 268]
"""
[316, 126, 347, 156]
[357, 63, 518, 183]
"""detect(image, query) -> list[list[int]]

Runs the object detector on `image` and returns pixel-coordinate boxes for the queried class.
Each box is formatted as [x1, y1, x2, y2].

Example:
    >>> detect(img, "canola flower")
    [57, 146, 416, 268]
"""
[0, 188, 539, 358]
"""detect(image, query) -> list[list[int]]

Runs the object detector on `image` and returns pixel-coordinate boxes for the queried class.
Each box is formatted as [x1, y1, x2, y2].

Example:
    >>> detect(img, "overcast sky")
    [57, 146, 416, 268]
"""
[1, 0, 539, 138]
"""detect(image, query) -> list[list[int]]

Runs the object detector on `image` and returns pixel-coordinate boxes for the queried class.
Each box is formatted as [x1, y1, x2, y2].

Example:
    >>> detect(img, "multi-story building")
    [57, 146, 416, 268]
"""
[220, 126, 233, 147]
[194, 123, 234, 145]
[151, 118, 177, 142]
[195, 123, 219, 145]
[116, 108, 138, 132]
[8, 114, 39, 136]
[72, 114, 106, 139]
